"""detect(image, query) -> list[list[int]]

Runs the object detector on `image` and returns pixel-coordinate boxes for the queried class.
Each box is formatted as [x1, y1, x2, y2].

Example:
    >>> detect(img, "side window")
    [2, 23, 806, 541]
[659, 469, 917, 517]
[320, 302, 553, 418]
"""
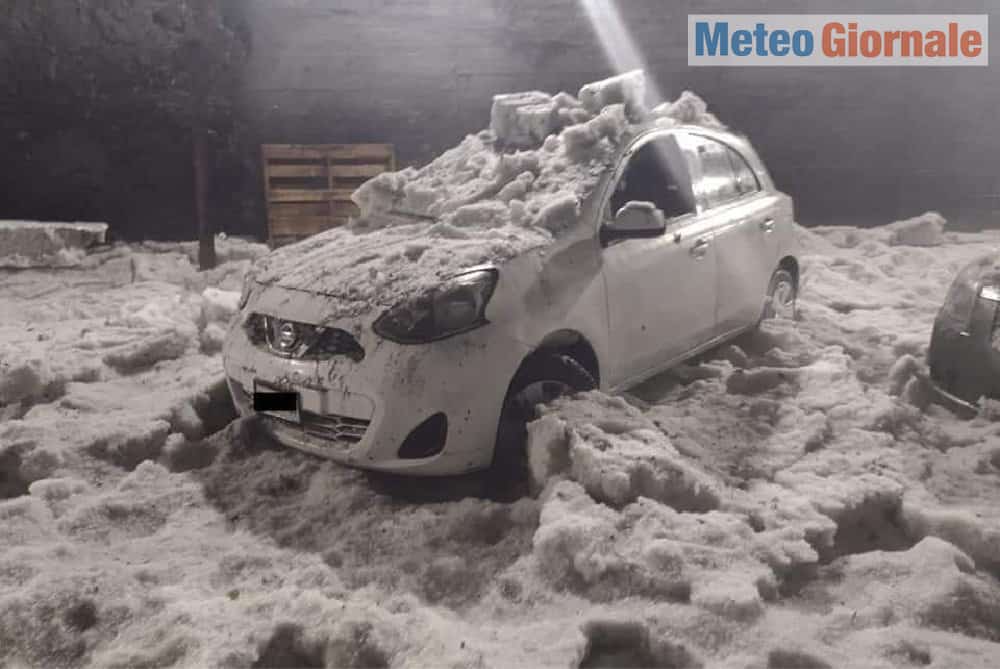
[693, 137, 740, 209]
[608, 136, 696, 221]
[727, 147, 761, 195]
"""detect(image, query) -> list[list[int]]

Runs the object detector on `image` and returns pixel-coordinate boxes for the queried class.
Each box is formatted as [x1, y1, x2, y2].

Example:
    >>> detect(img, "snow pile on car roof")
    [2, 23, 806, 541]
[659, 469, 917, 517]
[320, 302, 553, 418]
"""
[255, 71, 722, 314]
[352, 69, 722, 228]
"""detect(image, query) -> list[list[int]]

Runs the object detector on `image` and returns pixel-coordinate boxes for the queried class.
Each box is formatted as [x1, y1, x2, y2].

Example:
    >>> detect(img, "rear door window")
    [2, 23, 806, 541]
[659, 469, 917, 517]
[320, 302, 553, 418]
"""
[727, 146, 760, 195]
[678, 133, 763, 211]
[691, 136, 740, 209]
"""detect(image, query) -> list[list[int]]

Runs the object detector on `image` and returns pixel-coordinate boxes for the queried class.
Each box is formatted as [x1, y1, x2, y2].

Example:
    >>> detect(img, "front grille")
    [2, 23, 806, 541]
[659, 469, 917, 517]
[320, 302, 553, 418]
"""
[245, 314, 364, 361]
[262, 410, 370, 446]
[300, 411, 370, 443]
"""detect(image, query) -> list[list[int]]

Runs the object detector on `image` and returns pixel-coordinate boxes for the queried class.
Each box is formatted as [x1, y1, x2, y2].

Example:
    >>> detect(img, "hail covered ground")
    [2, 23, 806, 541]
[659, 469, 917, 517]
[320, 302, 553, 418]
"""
[1, 73, 999, 668]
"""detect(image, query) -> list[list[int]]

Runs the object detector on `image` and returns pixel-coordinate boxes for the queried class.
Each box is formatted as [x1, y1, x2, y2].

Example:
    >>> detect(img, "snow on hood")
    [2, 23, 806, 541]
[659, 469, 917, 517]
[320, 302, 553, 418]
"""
[253, 71, 725, 318]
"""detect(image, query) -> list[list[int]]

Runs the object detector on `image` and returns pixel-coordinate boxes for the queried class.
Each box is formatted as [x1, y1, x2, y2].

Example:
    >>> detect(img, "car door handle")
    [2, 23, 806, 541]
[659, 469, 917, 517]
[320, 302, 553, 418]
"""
[690, 237, 711, 258]
[759, 218, 775, 233]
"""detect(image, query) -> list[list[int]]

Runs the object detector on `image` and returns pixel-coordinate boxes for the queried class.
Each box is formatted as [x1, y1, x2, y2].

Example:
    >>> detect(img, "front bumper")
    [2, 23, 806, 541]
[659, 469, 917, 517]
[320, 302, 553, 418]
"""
[222, 292, 529, 476]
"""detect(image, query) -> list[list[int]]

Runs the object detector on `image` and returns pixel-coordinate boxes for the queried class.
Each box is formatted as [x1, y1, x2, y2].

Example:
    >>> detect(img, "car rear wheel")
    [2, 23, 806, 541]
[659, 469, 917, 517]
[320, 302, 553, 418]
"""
[489, 352, 597, 499]
[762, 268, 797, 321]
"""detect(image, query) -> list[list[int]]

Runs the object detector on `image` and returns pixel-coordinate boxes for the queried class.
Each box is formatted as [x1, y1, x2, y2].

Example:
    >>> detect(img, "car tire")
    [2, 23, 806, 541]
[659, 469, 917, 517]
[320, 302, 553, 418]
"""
[489, 353, 597, 499]
[761, 268, 797, 322]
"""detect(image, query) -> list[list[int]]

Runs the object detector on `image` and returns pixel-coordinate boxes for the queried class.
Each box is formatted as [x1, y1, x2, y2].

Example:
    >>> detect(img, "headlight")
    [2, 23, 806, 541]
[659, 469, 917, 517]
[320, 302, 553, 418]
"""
[238, 272, 255, 310]
[373, 269, 499, 344]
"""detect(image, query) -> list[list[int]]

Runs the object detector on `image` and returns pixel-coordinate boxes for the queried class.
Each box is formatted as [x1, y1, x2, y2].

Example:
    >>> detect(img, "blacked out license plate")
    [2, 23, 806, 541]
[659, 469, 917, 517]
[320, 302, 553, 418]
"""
[252, 380, 300, 423]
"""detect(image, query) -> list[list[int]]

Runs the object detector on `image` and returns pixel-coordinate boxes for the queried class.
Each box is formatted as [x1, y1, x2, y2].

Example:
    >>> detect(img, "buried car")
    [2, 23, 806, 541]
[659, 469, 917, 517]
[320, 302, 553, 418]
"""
[927, 254, 1000, 415]
[222, 86, 798, 476]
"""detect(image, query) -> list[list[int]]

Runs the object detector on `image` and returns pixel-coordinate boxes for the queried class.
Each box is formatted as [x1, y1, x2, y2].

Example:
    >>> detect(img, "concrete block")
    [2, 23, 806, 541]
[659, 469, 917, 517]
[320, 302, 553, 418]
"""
[0, 221, 109, 268]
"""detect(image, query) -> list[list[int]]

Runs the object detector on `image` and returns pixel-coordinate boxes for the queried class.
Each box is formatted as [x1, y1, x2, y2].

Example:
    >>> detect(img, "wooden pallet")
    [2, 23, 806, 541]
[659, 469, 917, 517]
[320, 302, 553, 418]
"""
[262, 143, 395, 246]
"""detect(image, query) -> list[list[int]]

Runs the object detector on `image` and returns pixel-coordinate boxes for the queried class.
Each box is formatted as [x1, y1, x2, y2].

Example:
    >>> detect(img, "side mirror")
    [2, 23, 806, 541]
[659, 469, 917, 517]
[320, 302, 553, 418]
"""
[601, 201, 667, 245]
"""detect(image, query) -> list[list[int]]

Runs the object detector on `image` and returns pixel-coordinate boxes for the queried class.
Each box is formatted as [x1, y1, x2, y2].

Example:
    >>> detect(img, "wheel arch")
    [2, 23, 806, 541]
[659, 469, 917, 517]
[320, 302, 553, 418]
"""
[778, 255, 799, 287]
[527, 329, 601, 387]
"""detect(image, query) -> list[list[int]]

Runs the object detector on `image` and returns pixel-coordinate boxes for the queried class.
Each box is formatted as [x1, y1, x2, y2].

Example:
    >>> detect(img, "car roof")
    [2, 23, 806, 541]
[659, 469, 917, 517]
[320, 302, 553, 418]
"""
[629, 122, 750, 150]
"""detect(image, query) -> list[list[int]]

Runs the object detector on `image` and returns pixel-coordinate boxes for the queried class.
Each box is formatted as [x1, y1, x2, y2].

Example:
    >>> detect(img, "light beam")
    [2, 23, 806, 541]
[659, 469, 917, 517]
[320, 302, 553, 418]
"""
[578, 0, 664, 105]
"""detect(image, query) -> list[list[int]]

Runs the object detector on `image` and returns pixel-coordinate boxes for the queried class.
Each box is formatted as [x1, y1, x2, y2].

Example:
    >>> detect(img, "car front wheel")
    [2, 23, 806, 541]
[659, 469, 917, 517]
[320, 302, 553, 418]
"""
[490, 352, 596, 498]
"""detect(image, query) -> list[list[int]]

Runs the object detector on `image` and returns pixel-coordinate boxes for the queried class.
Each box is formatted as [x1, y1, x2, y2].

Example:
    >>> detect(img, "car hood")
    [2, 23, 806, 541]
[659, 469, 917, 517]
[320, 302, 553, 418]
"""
[251, 217, 550, 321]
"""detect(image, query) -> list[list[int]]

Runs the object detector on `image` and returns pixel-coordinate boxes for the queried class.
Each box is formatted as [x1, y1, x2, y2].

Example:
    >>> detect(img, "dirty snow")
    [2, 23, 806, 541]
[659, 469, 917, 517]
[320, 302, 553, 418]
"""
[253, 71, 724, 319]
[3, 213, 1000, 667]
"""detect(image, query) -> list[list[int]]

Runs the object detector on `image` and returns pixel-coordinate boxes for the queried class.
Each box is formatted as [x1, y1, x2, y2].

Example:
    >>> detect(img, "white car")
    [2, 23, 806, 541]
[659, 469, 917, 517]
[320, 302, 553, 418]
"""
[223, 124, 798, 476]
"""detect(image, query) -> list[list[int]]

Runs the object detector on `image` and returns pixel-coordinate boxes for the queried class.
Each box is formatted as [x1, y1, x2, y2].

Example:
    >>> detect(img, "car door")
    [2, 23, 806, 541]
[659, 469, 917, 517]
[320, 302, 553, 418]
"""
[601, 133, 718, 387]
[681, 132, 781, 334]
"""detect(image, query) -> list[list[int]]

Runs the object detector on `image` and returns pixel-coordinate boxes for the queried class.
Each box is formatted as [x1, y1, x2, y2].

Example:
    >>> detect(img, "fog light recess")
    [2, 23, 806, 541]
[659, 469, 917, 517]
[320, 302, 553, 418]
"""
[398, 413, 448, 459]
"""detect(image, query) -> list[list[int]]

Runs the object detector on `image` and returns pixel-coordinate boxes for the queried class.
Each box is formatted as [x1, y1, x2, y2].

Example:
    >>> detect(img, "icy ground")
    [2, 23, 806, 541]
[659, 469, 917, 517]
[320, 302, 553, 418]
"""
[2, 220, 1000, 668]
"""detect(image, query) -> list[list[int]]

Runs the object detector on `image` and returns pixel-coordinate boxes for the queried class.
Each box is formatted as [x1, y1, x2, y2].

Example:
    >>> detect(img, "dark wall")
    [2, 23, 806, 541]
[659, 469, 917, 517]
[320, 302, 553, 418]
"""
[0, 0, 250, 241]
[242, 0, 1000, 231]
[1, 1, 998, 239]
